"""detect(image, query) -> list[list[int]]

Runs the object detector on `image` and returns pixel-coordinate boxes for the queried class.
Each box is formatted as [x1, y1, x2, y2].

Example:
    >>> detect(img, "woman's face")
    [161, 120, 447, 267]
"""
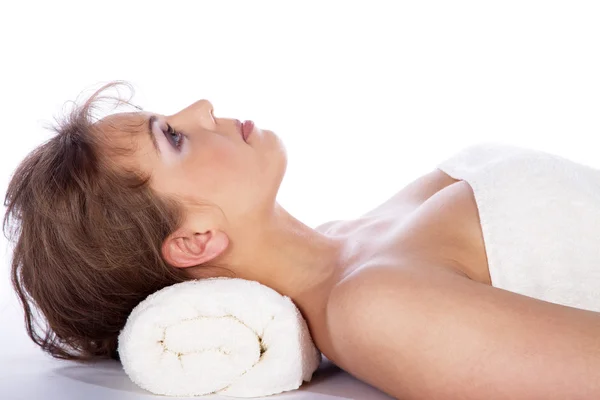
[102, 99, 288, 224]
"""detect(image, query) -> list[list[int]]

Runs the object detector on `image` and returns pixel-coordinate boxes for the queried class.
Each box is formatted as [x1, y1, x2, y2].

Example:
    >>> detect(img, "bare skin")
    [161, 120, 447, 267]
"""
[99, 100, 600, 399]
[307, 168, 491, 354]
[312, 171, 600, 399]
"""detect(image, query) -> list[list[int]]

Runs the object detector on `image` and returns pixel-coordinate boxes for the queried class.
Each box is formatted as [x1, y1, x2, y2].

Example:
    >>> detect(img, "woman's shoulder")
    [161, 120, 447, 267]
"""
[323, 248, 600, 399]
[324, 260, 469, 344]
[328, 258, 468, 307]
[322, 262, 476, 398]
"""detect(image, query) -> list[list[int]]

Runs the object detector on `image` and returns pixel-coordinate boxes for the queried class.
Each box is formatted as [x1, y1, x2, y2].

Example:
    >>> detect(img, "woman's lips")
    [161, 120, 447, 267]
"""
[242, 120, 254, 142]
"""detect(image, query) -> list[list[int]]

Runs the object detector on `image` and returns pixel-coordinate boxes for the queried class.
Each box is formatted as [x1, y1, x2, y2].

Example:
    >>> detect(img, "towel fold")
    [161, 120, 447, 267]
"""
[118, 277, 322, 397]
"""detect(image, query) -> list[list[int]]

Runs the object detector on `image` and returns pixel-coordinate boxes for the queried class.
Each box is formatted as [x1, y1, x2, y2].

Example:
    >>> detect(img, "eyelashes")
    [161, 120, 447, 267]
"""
[164, 123, 185, 150]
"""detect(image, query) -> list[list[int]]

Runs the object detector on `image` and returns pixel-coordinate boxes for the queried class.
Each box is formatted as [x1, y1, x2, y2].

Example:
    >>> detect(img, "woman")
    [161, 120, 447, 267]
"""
[4, 81, 600, 399]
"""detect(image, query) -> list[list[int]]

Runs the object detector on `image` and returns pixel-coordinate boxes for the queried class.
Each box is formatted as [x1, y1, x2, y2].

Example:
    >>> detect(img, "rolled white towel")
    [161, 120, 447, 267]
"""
[117, 277, 322, 397]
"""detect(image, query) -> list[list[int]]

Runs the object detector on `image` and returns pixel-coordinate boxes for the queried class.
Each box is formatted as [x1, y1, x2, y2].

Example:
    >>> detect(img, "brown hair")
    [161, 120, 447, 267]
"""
[2, 81, 225, 362]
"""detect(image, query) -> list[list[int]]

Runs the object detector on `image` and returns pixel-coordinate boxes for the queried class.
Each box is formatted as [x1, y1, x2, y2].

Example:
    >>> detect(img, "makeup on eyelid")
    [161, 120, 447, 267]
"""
[151, 119, 189, 165]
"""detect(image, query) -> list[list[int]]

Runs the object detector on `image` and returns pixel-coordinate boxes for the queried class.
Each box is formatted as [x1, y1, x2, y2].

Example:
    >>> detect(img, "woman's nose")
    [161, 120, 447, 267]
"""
[196, 99, 215, 120]
[176, 99, 215, 126]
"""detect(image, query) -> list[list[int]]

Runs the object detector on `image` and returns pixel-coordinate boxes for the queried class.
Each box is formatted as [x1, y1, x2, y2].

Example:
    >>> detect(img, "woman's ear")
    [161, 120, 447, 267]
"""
[161, 228, 230, 268]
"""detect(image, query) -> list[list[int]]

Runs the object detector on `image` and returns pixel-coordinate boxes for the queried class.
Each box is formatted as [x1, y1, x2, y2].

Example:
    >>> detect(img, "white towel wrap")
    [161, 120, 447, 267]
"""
[118, 277, 321, 397]
[437, 142, 600, 312]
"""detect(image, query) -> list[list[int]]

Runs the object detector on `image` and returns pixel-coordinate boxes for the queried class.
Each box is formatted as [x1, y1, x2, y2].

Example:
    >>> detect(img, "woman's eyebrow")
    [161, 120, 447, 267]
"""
[147, 115, 161, 155]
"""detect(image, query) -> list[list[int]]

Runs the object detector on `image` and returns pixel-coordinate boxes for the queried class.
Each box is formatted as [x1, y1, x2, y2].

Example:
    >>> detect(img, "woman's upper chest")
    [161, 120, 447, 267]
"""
[321, 169, 492, 286]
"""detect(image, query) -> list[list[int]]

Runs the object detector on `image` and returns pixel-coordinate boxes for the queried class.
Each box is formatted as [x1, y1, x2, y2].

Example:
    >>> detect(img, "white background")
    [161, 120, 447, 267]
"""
[1, 0, 599, 398]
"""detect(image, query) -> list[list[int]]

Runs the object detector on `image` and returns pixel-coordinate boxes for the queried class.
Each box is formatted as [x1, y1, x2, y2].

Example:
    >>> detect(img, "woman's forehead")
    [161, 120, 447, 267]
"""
[96, 111, 150, 133]
[94, 111, 157, 163]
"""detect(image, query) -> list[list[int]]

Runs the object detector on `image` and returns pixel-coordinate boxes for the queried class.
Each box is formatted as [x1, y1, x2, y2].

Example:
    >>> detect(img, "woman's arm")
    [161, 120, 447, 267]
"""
[327, 265, 600, 400]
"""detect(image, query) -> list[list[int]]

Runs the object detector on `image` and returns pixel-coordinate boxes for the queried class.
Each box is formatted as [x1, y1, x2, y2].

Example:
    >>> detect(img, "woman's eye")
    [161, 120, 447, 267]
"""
[164, 123, 184, 149]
